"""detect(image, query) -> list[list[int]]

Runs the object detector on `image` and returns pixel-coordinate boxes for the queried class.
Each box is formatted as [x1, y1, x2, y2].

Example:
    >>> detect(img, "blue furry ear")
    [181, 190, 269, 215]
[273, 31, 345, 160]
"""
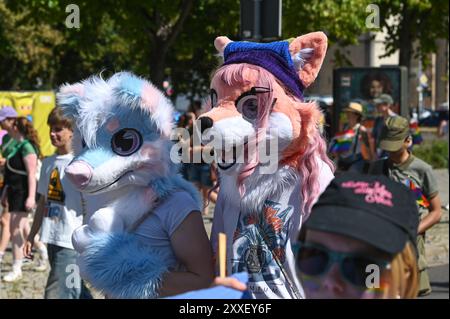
[57, 83, 84, 119]
[110, 71, 145, 108]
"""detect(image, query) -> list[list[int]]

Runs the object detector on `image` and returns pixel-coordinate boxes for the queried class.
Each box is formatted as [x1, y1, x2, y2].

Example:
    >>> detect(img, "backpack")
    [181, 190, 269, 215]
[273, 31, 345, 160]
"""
[6, 140, 42, 181]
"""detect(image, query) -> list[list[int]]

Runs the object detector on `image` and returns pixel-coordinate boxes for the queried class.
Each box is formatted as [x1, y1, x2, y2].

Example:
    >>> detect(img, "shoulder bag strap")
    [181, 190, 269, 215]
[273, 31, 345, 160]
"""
[5, 141, 29, 176]
[1, 138, 14, 154]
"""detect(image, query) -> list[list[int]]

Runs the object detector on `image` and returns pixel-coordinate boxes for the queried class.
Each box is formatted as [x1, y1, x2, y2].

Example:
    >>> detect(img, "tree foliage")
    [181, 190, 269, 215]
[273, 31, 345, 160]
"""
[375, 0, 449, 70]
[0, 0, 64, 89]
[0, 0, 448, 99]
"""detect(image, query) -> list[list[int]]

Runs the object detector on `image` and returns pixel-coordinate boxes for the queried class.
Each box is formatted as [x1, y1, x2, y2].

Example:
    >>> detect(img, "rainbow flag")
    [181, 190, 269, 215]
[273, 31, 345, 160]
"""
[329, 129, 355, 154]
[409, 121, 423, 145]
[405, 179, 430, 208]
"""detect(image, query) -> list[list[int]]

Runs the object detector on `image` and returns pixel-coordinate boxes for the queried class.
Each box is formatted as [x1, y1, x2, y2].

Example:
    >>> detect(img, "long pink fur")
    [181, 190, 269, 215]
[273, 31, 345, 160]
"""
[281, 100, 335, 219]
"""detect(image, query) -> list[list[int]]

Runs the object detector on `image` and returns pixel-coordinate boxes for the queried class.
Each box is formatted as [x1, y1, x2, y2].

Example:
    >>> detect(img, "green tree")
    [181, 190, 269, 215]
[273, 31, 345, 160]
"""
[283, 0, 373, 67]
[376, 0, 449, 72]
[4, 0, 447, 100]
[283, 0, 371, 45]
[0, 0, 64, 89]
[166, 0, 239, 101]
[4, 0, 240, 99]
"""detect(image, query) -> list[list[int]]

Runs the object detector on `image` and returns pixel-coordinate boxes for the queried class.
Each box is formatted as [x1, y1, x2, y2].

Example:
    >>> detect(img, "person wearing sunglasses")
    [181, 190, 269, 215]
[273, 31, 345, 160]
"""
[294, 173, 420, 299]
[170, 173, 419, 299]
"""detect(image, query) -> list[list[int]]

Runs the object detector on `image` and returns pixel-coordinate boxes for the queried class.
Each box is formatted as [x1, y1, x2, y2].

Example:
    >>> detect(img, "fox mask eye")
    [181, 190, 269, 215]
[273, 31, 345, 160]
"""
[111, 128, 143, 156]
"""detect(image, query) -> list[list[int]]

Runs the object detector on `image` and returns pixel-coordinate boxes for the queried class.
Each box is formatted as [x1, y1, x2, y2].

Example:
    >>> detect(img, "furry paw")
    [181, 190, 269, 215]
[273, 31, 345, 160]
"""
[79, 232, 168, 298]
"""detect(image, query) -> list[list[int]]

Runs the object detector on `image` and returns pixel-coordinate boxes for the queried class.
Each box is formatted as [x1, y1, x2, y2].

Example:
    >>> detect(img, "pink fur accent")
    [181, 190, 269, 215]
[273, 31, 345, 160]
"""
[280, 101, 334, 218]
[139, 143, 160, 158]
[297, 132, 334, 220]
[60, 83, 85, 97]
[65, 161, 93, 189]
[141, 83, 161, 112]
[160, 123, 173, 139]
[214, 36, 233, 54]
[106, 118, 120, 133]
[289, 32, 328, 88]
[138, 143, 168, 175]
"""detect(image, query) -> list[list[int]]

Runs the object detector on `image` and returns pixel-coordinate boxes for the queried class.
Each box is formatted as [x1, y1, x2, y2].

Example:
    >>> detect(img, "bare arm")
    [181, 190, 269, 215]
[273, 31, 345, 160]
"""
[1, 185, 8, 207]
[24, 195, 46, 258]
[361, 128, 375, 161]
[157, 211, 214, 297]
[418, 195, 442, 235]
[23, 153, 37, 211]
[212, 276, 247, 291]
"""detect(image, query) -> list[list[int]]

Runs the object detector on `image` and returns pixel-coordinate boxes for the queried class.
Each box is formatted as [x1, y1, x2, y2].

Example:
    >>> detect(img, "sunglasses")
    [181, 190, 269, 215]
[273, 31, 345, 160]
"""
[293, 241, 391, 288]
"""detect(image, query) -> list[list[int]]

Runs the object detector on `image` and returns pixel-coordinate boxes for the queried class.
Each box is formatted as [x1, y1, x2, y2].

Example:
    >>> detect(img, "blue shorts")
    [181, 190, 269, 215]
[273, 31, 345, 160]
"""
[187, 163, 213, 187]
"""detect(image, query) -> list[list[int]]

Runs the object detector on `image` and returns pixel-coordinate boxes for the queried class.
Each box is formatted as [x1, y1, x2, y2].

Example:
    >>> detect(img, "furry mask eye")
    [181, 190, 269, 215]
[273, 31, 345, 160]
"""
[236, 95, 258, 121]
[210, 88, 218, 108]
[111, 128, 143, 156]
[235, 86, 271, 123]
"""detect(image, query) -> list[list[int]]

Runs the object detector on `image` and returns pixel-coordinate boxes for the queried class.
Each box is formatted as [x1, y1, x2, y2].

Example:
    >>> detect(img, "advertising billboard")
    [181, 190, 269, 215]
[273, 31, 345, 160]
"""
[0, 91, 56, 157]
[332, 67, 408, 135]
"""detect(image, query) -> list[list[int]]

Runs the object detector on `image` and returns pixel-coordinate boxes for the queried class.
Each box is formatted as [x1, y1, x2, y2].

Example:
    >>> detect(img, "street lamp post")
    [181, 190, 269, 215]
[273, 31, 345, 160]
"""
[253, 0, 262, 42]
[418, 56, 423, 116]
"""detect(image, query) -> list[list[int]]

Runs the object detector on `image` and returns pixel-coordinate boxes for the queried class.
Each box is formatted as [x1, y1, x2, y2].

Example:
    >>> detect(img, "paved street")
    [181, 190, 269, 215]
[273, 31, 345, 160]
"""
[420, 265, 449, 299]
[425, 169, 449, 268]
[422, 168, 449, 299]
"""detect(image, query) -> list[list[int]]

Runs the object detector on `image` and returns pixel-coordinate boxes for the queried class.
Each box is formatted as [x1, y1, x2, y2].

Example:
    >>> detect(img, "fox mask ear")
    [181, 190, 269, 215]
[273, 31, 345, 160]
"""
[289, 32, 328, 88]
[214, 36, 233, 55]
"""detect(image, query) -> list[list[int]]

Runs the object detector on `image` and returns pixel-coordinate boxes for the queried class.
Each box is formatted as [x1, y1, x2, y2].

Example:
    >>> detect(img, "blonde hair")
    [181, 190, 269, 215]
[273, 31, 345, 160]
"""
[384, 242, 419, 299]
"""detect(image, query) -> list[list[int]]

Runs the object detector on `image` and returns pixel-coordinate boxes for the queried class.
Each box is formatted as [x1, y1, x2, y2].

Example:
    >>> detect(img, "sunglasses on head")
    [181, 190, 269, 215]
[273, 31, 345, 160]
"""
[292, 241, 391, 288]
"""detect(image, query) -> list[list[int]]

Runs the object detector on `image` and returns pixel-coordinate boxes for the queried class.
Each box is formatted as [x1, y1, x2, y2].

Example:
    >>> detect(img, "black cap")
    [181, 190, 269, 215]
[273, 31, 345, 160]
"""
[305, 174, 419, 256]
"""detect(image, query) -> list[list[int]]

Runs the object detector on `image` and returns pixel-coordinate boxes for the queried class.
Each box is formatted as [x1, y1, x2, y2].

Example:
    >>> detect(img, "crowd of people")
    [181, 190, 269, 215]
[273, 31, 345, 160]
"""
[328, 94, 445, 296]
[0, 107, 48, 282]
[176, 102, 218, 217]
[0, 89, 445, 299]
[0, 106, 92, 297]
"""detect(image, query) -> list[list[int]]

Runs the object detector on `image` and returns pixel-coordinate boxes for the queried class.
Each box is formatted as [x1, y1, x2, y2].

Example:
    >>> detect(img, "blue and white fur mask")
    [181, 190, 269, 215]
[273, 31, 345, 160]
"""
[57, 72, 200, 298]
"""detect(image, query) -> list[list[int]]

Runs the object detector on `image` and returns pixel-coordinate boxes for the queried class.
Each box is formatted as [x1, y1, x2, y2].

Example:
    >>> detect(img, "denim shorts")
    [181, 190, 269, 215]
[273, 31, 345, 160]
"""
[187, 163, 213, 187]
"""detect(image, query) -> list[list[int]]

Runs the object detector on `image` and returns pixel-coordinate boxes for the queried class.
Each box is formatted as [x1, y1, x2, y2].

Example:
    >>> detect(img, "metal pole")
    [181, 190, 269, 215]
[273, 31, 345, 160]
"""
[253, 0, 262, 42]
[431, 53, 436, 110]
[418, 56, 423, 115]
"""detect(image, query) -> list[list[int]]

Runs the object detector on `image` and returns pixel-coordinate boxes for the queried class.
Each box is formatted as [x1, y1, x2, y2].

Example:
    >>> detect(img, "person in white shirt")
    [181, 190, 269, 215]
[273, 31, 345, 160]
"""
[24, 107, 91, 299]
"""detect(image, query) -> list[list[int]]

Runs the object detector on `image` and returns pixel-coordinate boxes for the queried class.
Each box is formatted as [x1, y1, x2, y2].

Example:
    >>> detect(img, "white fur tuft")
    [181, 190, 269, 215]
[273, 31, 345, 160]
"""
[292, 48, 315, 71]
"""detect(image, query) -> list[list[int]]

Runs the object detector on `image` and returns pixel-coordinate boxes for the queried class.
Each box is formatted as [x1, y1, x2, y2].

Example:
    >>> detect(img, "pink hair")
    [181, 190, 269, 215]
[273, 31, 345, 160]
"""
[281, 101, 335, 219]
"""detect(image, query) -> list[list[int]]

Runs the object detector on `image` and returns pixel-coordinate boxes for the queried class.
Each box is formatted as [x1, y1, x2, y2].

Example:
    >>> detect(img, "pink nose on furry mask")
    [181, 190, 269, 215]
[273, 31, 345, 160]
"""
[65, 161, 93, 189]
